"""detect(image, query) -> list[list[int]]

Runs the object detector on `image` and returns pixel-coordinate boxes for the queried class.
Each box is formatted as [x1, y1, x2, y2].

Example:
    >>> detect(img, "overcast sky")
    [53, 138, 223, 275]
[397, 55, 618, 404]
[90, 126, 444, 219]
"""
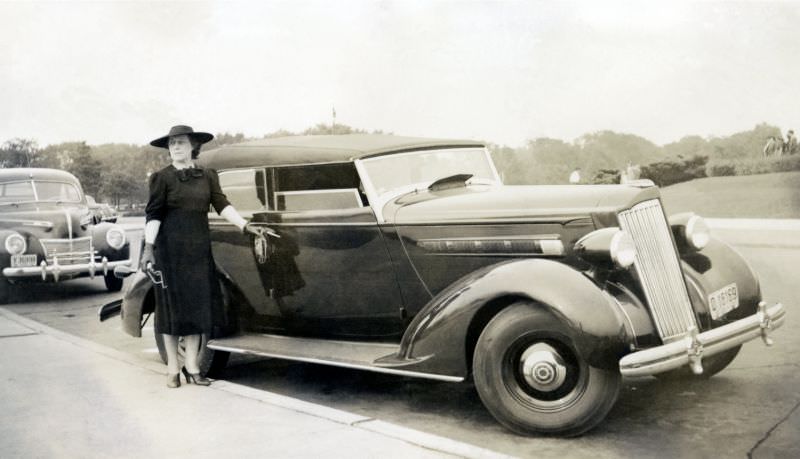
[2, 0, 799, 148]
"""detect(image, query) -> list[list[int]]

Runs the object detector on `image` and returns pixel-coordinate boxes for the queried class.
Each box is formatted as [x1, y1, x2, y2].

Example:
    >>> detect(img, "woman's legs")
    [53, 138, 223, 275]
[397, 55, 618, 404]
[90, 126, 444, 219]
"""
[162, 333, 181, 375]
[183, 334, 202, 374]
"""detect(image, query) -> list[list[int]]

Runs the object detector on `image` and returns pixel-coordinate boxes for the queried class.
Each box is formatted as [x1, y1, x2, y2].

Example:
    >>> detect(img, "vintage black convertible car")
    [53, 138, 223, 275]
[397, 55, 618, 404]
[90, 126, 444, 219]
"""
[103, 134, 785, 436]
[0, 168, 132, 304]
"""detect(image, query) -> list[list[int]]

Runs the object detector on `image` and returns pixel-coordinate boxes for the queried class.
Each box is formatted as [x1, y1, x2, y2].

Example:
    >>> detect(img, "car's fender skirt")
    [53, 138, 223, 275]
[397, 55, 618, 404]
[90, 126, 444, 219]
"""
[389, 259, 632, 377]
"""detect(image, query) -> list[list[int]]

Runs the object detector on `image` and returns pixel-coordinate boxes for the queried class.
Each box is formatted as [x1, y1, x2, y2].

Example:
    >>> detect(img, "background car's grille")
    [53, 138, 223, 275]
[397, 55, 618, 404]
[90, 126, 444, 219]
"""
[617, 199, 697, 340]
[39, 237, 95, 265]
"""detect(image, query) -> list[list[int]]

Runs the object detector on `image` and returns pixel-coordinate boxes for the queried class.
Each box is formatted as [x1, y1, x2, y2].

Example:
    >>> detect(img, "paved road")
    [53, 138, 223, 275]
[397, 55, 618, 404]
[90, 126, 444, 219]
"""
[3, 221, 798, 458]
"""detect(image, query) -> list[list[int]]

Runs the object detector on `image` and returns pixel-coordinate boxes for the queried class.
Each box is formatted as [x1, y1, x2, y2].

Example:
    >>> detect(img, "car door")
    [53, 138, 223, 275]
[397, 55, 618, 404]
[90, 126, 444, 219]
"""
[219, 163, 406, 338]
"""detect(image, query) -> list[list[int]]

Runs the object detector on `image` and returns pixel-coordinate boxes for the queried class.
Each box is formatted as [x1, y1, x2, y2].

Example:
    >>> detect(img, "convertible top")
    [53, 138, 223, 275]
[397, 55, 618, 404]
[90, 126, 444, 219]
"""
[197, 134, 485, 169]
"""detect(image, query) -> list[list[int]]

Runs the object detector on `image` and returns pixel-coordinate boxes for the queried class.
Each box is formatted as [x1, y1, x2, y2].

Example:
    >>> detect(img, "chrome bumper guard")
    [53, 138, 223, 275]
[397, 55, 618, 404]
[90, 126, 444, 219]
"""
[2, 257, 133, 282]
[619, 302, 786, 377]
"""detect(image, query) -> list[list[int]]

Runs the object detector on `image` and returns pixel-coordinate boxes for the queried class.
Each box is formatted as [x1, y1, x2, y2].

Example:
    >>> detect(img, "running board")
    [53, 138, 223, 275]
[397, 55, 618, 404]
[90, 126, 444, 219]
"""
[207, 333, 463, 382]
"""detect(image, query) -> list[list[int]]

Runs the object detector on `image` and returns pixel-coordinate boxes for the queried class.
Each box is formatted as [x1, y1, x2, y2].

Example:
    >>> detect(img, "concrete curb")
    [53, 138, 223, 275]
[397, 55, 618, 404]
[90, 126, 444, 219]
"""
[0, 307, 515, 459]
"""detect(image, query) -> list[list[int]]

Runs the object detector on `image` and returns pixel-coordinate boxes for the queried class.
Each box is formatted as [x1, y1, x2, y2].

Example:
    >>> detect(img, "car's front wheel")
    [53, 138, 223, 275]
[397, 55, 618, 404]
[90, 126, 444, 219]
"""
[154, 332, 230, 378]
[472, 302, 621, 436]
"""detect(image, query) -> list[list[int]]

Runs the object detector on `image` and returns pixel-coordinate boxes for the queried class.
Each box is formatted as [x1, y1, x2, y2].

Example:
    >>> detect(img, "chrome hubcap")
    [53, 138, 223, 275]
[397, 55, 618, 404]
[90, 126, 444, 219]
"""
[520, 343, 567, 392]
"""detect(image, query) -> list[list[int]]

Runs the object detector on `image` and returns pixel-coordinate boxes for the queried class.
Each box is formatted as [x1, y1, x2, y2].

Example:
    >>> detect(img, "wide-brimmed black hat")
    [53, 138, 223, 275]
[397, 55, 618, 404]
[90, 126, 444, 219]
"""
[150, 125, 214, 149]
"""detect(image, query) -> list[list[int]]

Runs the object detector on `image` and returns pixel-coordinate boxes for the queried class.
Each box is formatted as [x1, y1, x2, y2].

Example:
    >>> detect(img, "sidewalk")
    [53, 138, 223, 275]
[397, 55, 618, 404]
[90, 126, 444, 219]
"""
[0, 308, 511, 459]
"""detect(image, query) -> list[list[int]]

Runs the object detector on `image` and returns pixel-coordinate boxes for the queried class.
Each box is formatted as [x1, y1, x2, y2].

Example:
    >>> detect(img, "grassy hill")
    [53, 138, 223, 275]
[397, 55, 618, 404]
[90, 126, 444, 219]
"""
[659, 171, 800, 218]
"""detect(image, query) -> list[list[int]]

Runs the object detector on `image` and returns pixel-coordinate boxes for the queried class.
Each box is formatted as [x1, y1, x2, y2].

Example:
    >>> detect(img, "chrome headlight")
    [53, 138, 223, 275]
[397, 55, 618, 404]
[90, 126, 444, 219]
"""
[609, 230, 636, 268]
[4, 233, 27, 255]
[105, 226, 126, 250]
[574, 227, 636, 269]
[669, 213, 710, 251]
[685, 215, 710, 250]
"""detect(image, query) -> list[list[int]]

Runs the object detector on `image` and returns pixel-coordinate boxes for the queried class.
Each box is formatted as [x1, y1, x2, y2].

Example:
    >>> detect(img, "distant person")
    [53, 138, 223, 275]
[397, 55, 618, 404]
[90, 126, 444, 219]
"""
[620, 163, 641, 184]
[763, 136, 781, 158]
[784, 130, 797, 155]
[569, 167, 581, 184]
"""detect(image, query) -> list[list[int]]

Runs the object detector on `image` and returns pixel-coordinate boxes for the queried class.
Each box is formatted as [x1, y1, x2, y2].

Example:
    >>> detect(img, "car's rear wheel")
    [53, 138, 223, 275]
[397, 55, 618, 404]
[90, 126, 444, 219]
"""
[104, 273, 124, 292]
[154, 332, 230, 378]
[472, 302, 621, 436]
[656, 345, 742, 380]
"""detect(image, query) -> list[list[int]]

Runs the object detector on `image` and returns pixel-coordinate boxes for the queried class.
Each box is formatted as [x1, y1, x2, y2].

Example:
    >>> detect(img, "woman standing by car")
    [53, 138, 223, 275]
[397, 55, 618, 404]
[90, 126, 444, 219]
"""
[140, 125, 261, 388]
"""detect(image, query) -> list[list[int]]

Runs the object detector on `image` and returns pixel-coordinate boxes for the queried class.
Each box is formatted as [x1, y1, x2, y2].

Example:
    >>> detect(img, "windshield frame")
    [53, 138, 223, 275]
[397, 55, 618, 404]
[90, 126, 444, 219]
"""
[355, 147, 502, 223]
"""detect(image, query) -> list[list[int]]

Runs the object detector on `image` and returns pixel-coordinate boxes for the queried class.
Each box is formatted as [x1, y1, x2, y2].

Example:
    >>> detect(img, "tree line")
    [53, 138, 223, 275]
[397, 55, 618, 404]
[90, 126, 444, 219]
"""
[0, 121, 794, 206]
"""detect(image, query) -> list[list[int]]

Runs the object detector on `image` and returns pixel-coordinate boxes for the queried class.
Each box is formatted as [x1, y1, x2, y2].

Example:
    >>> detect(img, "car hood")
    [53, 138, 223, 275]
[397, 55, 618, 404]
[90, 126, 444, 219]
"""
[0, 204, 92, 239]
[386, 184, 662, 224]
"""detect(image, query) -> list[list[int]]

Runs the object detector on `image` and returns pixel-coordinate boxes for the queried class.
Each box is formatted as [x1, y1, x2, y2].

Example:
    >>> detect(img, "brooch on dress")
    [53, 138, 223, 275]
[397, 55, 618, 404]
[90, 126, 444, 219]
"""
[177, 168, 204, 182]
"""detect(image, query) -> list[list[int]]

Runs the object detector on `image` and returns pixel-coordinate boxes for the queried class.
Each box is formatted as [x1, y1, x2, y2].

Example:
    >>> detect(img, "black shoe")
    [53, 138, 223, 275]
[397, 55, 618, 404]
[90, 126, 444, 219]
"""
[182, 367, 211, 386]
[166, 373, 181, 388]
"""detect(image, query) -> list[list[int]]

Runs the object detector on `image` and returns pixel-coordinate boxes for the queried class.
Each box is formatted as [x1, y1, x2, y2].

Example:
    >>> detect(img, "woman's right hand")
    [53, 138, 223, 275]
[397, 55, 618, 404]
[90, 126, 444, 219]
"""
[140, 243, 155, 270]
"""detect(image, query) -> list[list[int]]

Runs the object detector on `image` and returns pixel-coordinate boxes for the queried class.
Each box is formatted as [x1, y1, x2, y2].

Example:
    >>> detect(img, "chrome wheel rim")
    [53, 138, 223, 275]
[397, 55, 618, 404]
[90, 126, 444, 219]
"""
[520, 343, 568, 392]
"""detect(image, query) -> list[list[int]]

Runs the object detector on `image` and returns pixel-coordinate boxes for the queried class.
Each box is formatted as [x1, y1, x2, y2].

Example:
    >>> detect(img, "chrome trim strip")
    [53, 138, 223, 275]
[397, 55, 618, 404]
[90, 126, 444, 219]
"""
[205, 342, 464, 383]
[0, 219, 54, 228]
[619, 302, 785, 377]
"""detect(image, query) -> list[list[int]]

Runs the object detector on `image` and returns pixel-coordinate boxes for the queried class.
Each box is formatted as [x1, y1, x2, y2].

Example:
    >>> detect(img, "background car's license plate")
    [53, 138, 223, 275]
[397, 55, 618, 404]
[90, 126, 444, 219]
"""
[709, 283, 739, 320]
[11, 254, 37, 268]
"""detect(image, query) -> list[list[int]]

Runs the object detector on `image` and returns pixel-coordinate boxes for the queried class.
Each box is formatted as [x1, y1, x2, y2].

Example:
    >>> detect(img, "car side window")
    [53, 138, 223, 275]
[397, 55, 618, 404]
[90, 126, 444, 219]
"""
[270, 163, 365, 211]
[218, 169, 267, 211]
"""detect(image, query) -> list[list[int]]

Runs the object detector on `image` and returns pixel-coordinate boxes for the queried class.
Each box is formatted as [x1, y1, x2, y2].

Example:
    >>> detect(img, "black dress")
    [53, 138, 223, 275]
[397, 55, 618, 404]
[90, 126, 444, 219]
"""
[145, 165, 231, 336]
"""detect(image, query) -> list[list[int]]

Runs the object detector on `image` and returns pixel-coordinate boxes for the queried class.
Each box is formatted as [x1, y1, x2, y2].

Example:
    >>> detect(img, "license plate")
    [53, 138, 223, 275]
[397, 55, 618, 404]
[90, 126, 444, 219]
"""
[11, 254, 37, 268]
[709, 283, 739, 320]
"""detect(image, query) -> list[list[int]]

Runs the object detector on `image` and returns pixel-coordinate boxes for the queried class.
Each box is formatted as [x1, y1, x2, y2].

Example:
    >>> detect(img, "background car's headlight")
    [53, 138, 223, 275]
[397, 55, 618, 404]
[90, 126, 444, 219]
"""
[685, 215, 710, 250]
[574, 227, 636, 269]
[106, 226, 126, 250]
[4, 233, 27, 255]
[610, 230, 636, 268]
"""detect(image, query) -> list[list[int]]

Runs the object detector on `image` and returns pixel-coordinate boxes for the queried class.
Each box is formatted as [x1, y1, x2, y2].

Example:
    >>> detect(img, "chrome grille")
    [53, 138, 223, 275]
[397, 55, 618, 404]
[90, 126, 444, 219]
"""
[39, 237, 95, 265]
[618, 199, 697, 340]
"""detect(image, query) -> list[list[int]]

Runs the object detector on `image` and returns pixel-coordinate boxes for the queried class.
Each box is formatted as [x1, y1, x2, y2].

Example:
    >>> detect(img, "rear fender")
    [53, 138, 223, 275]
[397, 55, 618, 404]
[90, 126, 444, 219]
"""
[120, 263, 242, 338]
[120, 270, 153, 337]
[395, 259, 631, 377]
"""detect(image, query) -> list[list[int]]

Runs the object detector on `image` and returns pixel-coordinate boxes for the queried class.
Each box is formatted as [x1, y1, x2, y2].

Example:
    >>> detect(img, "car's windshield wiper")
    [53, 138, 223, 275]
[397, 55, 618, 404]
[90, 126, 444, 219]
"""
[428, 174, 474, 191]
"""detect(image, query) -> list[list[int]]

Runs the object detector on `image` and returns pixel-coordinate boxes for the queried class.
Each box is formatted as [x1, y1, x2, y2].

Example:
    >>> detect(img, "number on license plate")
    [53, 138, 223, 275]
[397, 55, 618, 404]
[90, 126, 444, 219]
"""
[708, 283, 739, 320]
[10, 254, 37, 268]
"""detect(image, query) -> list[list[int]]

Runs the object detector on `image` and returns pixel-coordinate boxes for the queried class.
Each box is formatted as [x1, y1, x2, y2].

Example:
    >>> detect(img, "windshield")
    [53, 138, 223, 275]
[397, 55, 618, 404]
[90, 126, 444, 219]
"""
[0, 180, 82, 204]
[361, 148, 500, 198]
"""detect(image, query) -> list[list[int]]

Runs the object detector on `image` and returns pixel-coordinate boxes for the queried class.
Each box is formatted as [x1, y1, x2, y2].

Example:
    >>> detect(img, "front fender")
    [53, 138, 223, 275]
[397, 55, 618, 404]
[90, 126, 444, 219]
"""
[389, 259, 632, 377]
[680, 236, 762, 329]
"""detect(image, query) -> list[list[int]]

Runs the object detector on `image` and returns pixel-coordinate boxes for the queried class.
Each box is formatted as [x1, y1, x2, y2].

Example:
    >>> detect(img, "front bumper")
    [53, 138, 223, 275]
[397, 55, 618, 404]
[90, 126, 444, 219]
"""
[619, 302, 786, 377]
[2, 257, 133, 282]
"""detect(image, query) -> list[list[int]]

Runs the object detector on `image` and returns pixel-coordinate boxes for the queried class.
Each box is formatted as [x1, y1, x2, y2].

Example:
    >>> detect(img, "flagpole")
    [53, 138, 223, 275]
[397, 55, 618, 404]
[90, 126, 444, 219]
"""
[332, 106, 336, 135]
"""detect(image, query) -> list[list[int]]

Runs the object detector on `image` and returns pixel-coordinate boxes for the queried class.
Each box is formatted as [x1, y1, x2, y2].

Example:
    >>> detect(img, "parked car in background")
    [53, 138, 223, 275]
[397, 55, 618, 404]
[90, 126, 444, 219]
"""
[86, 195, 118, 223]
[104, 134, 785, 436]
[0, 168, 132, 303]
